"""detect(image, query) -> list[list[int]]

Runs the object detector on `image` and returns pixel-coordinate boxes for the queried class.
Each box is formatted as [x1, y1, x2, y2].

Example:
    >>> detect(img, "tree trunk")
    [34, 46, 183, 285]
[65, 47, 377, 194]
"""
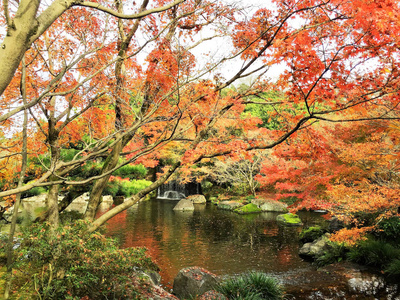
[0, 0, 40, 96]
[85, 136, 124, 221]
[3, 55, 28, 299]
[46, 181, 60, 228]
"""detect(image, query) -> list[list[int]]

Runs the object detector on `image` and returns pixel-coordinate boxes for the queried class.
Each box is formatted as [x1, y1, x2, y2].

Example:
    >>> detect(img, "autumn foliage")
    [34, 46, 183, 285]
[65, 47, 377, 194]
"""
[0, 0, 400, 242]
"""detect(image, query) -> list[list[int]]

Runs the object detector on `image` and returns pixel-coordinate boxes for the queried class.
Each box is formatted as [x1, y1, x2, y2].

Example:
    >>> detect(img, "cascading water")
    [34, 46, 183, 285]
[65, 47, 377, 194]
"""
[157, 180, 202, 200]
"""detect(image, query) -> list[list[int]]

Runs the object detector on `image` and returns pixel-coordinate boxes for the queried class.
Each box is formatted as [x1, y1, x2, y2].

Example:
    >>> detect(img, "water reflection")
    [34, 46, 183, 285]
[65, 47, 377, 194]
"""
[102, 199, 324, 287]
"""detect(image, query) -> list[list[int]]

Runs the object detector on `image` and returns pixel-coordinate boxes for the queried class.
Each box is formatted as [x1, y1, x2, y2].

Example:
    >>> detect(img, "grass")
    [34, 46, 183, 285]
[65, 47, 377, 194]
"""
[216, 271, 283, 300]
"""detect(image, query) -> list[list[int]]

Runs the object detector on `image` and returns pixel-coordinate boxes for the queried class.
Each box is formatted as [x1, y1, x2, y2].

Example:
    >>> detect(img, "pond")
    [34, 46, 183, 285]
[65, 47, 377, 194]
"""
[100, 199, 400, 298]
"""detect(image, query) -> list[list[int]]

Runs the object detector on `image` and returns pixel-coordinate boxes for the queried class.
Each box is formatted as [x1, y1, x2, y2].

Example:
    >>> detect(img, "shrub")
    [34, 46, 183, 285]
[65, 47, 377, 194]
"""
[347, 239, 400, 268]
[21, 186, 48, 198]
[104, 179, 152, 198]
[315, 242, 348, 267]
[216, 271, 283, 300]
[6, 221, 159, 299]
[112, 164, 148, 179]
[375, 217, 400, 243]
[120, 179, 152, 198]
[385, 259, 400, 276]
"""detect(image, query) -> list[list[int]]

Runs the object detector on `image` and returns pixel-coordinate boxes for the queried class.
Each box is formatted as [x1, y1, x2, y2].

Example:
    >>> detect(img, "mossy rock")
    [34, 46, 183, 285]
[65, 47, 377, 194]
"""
[276, 213, 303, 226]
[234, 203, 262, 215]
[299, 226, 326, 243]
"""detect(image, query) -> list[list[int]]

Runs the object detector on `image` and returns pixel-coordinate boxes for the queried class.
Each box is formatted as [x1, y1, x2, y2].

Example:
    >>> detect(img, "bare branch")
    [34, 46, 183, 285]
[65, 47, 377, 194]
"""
[76, 0, 184, 19]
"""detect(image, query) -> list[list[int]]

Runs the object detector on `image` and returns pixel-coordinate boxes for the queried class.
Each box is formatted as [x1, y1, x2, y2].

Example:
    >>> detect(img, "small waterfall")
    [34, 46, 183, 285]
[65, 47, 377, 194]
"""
[157, 180, 202, 200]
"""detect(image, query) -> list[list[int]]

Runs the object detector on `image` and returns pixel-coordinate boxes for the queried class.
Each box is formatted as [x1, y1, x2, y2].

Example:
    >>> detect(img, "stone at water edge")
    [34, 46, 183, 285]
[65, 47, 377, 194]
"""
[173, 199, 195, 211]
[173, 267, 220, 299]
[217, 201, 243, 211]
[299, 233, 332, 258]
[251, 198, 288, 212]
[187, 194, 207, 204]
[276, 213, 303, 226]
[234, 203, 262, 214]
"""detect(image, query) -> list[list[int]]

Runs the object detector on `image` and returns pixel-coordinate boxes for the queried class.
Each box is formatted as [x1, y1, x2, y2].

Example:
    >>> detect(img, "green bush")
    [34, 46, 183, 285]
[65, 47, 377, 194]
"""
[216, 271, 283, 300]
[112, 164, 148, 179]
[315, 242, 348, 267]
[6, 221, 158, 299]
[347, 239, 400, 268]
[385, 259, 400, 276]
[375, 217, 400, 243]
[21, 186, 48, 198]
[120, 179, 152, 198]
[104, 179, 152, 198]
[279, 196, 299, 206]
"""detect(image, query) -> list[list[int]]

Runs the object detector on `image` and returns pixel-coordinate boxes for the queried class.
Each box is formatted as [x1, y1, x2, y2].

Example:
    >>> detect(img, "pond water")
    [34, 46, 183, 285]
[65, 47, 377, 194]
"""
[100, 199, 399, 299]
[102, 200, 323, 287]
[11, 196, 399, 298]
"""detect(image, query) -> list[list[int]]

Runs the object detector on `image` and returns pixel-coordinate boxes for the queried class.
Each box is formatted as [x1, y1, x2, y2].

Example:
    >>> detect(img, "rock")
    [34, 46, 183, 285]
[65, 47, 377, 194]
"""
[173, 199, 195, 211]
[173, 267, 220, 299]
[138, 273, 178, 300]
[199, 290, 228, 300]
[21, 194, 48, 202]
[327, 217, 345, 233]
[299, 233, 331, 258]
[276, 213, 303, 226]
[299, 226, 326, 243]
[141, 270, 162, 286]
[234, 203, 262, 214]
[217, 201, 243, 211]
[150, 285, 179, 300]
[71, 192, 90, 203]
[251, 198, 288, 212]
[102, 195, 114, 203]
[187, 194, 207, 204]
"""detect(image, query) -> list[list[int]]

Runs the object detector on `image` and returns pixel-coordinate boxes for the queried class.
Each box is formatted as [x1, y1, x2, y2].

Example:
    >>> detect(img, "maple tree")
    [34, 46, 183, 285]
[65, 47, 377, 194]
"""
[0, 0, 400, 243]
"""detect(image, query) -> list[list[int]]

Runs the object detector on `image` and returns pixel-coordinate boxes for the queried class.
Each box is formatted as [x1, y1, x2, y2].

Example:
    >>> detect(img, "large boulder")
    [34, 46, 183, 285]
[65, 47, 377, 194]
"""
[299, 233, 332, 258]
[173, 267, 220, 299]
[21, 194, 48, 202]
[251, 198, 288, 212]
[71, 192, 90, 204]
[102, 195, 114, 203]
[276, 213, 303, 226]
[217, 201, 243, 211]
[173, 199, 195, 211]
[187, 194, 207, 204]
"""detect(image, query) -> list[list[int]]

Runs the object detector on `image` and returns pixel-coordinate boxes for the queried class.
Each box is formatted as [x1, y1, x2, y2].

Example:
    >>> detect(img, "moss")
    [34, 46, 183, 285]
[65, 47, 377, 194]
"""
[209, 197, 219, 204]
[234, 203, 262, 215]
[300, 226, 326, 243]
[276, 213, 303, 226]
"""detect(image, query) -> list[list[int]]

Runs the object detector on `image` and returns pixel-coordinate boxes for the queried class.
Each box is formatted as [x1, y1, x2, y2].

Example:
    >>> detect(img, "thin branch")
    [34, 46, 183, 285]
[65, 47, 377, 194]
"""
[76, 0, 184, 19]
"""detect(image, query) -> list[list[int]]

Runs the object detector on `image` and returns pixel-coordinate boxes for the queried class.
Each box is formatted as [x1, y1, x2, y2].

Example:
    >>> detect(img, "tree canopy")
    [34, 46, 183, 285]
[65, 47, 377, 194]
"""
[1, 0, 400, 241]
